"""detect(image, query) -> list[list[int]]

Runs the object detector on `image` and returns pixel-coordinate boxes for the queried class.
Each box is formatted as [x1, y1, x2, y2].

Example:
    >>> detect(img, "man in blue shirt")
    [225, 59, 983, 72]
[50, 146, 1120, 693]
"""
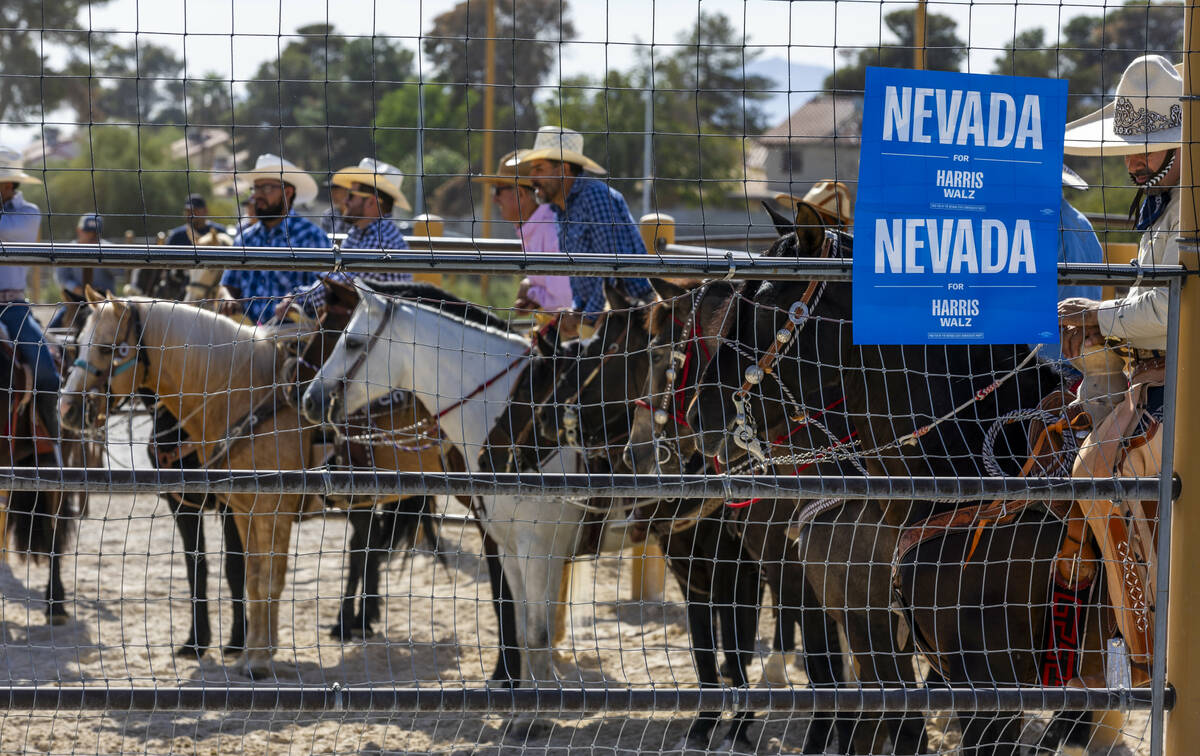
[510, 127, 653, 337]
[165, 194, 226, 246]
[0, 146, 61, 440]
[218, 154, 326, 323]
[1036, 167, 1105, 367]
[273, 159, 413, 319]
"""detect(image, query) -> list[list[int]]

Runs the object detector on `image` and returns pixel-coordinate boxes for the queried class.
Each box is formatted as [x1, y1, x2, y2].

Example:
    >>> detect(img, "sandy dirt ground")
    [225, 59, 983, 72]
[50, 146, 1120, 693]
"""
[0, 413, 1151, 755]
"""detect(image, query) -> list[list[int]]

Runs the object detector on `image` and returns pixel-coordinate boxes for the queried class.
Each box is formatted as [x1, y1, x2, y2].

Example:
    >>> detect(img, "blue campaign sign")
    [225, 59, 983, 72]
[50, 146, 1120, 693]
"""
[852, 67, 1067, 345]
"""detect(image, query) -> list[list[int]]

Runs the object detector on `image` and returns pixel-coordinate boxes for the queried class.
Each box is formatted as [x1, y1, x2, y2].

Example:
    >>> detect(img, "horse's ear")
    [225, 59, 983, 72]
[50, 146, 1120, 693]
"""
[791, 202, 827, 252]
[324, 276, 358, 309]
[764, 201, 795, 237]
[648, 277, 684, 301]
[85, 284, 104, 304]
[535, 325, 558, 356]
[603, 280, 632, 310]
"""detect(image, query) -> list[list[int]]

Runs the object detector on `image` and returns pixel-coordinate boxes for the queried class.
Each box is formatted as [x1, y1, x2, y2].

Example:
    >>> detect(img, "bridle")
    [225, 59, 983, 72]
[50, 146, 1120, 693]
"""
[632, 285, 712, 467]
[726, 232, 837, 462]
[558, 312, 637, 452]
[71, 301, 149, 419]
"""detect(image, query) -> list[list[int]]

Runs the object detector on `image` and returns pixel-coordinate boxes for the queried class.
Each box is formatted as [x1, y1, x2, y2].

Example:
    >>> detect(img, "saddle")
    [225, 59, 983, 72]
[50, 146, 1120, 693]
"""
[893, 351, 1163, 685]
[0, 323, 58, 457]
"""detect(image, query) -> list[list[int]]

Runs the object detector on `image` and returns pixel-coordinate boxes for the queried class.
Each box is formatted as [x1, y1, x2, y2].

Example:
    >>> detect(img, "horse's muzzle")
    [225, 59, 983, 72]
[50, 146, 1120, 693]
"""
[301, 381, 342, 426]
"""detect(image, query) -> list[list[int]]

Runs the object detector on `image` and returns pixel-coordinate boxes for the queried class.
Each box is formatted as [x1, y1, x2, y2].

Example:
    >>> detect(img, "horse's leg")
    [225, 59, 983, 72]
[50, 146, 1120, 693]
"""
[220, 500, 247, 654]
[718, 544, 762, 750]
[334, 508, 371, 640]
[682, 596, 723, 751]
[167, 495, 211, 655]
[235, 498, 296, 679]
[958, 712, 1022, 756]
[359, 506, 402, 637]
[45, 492, 69, 625]
[481, 532, 521, 684]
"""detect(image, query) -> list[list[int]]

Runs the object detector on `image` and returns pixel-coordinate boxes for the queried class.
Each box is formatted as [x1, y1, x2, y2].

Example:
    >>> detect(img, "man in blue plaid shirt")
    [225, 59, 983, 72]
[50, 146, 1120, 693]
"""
[218, 154, 327, 323]
[273, 159, 413, 319]
[510, 127, 652, 337]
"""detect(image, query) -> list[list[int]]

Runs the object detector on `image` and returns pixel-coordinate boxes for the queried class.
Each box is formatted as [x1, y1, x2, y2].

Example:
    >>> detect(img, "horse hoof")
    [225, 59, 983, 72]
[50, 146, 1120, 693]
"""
[176, 644, 209, 658]
[505, 716, 551, 742]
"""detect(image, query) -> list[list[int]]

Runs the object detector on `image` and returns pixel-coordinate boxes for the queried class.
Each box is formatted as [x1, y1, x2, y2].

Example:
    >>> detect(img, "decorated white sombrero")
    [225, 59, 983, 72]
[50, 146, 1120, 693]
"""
[332, 158, 411, 212]
[0, 145, 42, 185]
[506, 126, 607, 175]
[1064, 55, 1183, 157]
[241, 153, 319, 205]
[776, 180, 853, 225]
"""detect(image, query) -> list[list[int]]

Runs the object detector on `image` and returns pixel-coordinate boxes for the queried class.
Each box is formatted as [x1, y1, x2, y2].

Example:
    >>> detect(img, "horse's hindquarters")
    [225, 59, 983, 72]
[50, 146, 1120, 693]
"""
[896, 509, 1069, 685]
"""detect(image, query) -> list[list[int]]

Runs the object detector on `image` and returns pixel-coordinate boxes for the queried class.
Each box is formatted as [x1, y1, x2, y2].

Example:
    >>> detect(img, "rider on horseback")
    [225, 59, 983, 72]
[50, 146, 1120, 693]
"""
[0, 146, 63, 444]
[1057, 55, 1182, 685]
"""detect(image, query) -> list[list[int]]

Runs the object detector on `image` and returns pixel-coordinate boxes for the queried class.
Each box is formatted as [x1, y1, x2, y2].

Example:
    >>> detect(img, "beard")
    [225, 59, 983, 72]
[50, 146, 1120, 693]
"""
[255, 196, 287, 218]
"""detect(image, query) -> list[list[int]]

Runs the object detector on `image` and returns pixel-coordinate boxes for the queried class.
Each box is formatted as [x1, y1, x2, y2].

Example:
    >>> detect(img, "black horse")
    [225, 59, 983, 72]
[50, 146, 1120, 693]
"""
[690, 204, 1096, 755]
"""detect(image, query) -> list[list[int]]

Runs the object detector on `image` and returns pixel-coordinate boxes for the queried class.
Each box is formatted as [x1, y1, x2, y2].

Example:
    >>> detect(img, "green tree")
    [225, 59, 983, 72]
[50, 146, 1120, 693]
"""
[823, 7, 966, 93]
[375, 83, 470, 215]
[654, 12, 773, 134]
[235, 24, 416, 176]
[422, 0, 577, 138]
[1, 0, 113, 123]
[38, 125, 209, 239]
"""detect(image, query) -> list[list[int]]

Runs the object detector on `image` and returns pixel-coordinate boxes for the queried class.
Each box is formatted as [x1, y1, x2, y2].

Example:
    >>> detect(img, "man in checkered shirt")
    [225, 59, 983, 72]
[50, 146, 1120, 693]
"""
[218, 154, 327, 323]
[508, 127, 652, 337]
[273, 159, 413, 320]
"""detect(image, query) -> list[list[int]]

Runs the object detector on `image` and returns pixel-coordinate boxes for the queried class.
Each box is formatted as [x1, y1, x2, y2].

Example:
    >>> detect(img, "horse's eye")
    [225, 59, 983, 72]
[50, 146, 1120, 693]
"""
[116, 345, 133, 359]
[95, 345, 113, 356]
[344, 336, 367, 351]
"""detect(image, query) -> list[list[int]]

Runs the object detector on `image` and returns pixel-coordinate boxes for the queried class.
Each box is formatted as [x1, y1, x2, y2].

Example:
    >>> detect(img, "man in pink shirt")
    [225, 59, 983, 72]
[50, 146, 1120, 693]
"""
[474, 151, 572, 311]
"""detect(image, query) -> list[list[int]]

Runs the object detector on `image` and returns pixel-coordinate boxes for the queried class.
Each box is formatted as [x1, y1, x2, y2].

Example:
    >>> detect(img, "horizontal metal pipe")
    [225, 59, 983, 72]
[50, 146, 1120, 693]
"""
[0, 243, 1181, 285]
[0, 685, 1168, 713]
[0, 468, 1166, 501]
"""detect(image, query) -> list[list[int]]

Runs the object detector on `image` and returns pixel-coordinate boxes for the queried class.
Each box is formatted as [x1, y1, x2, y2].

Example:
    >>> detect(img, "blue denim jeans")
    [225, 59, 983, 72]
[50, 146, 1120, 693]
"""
[0, 301, 61, 397]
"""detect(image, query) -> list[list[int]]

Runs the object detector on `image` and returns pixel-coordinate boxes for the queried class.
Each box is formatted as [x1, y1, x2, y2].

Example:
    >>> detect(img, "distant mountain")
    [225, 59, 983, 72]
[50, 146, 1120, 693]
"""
[745, 57, 831, 127]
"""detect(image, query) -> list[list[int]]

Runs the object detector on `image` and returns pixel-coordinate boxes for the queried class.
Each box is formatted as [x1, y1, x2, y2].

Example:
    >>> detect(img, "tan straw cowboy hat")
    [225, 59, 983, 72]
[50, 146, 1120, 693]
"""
[776, 180, 853, 226]
[242, 153, 319, 205]
[473, 150, 536, 190]
[1064, 55, 1183, 157]
[0, 145, 42, 185]
[505, 126, 607, 175]
[332, 158, 411, 212]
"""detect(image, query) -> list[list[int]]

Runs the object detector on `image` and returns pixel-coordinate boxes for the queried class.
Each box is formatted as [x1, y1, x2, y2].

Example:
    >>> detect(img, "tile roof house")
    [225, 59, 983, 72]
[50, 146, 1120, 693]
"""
[743, 95, 862, 202]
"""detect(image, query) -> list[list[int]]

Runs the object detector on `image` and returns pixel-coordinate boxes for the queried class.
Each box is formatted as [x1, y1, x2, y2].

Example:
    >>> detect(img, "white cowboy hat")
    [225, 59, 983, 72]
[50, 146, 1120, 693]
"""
[0, 145, 42, 185]
[332, 158, 411, 212]
[776, 180, 853, 226]
[505, 126, 607, 175]
[1064, 56, 1183, 157]
[241, 153, 318, 206]
[472, 150, 537, 190]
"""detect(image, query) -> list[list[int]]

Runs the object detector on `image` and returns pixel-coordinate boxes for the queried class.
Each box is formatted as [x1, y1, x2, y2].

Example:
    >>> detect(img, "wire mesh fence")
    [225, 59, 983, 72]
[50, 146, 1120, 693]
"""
[0, 0, 1193, 754]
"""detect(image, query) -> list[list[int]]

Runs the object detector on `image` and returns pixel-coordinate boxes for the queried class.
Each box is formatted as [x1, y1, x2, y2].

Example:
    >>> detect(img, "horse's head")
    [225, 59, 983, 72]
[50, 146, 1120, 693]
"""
[478, 322, 572, 473]
[624, 278, 738, 474]
[301, 288, 401, 426]
[534, 288, 651, 464]
[689, 202, 848, 461]
[59, 286, 145, 433]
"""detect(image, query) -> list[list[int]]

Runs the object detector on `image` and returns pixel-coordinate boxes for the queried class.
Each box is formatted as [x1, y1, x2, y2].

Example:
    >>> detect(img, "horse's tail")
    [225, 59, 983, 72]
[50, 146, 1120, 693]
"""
[378, 494, 443, 568]
[5, 486, 75, 564]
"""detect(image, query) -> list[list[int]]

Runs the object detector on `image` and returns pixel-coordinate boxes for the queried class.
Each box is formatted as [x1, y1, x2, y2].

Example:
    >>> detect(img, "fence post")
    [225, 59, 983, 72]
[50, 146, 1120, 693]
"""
[639, 212, 674, 253]
[1166, 12, 1200, 755]
[411, 214, 444, 286]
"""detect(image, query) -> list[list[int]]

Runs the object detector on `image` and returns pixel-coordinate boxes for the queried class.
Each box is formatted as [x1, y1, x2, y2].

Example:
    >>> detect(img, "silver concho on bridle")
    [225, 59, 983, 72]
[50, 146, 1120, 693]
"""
[729, 298, 812, 464]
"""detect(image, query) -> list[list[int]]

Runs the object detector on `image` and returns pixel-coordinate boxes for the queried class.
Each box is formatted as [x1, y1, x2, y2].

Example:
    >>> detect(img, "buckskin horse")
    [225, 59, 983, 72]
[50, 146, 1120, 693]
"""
[689, 203, 1110, 755]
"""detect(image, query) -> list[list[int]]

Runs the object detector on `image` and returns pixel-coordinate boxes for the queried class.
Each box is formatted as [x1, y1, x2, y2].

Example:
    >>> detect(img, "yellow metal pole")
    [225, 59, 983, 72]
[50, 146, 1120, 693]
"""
[479, 0, 497, 298]
[481, 0, 497, 239]
[1166, 7, 1200, 753]
[913, 0, 927, 70]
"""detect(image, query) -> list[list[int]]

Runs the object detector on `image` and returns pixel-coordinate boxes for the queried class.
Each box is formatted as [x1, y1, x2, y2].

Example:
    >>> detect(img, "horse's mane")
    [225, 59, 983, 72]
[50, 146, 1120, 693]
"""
[365, 280, 508, 331]
[644, 279, 742, 337]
